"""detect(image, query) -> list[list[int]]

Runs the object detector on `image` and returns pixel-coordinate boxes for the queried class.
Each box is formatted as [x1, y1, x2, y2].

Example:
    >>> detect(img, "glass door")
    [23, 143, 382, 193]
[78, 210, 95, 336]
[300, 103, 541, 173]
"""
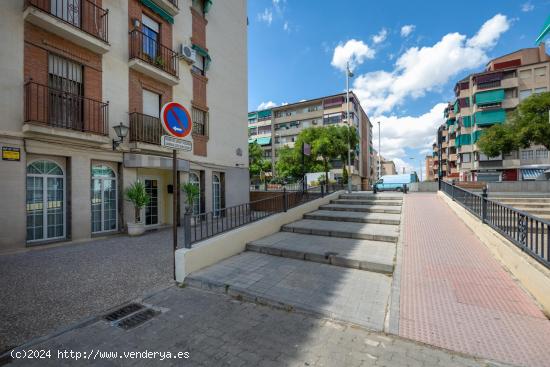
[212, 174, 221, 217]
[144, 179, 159, 225]
[26, 161, 65, 242]
[91, 165, 117, 233]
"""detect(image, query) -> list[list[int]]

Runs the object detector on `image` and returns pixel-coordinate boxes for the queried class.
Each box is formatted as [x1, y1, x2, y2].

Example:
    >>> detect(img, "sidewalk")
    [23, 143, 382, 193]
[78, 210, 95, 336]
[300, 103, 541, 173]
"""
[8, 287, 505, 367]
[400, 193, 550, 367]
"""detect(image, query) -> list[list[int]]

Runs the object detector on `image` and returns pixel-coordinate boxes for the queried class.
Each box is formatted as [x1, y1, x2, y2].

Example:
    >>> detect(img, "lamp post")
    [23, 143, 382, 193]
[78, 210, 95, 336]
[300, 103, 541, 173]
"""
[346, 61, 354, 193]
[377, 121, 381, 180]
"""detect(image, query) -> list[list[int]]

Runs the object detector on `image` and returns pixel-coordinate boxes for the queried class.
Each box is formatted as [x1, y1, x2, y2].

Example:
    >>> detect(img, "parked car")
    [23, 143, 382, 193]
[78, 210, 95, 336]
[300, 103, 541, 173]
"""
[373, 173, 418, 193]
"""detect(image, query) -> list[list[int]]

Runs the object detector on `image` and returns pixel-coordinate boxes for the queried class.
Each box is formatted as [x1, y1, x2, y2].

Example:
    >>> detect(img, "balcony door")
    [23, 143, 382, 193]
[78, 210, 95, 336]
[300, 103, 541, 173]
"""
[91, 165, 117, 234]
[48, 54, 83, 130]
[143, 178, 160, 226]
[142, 14, 159, 60]
[50, 0, 81, 27]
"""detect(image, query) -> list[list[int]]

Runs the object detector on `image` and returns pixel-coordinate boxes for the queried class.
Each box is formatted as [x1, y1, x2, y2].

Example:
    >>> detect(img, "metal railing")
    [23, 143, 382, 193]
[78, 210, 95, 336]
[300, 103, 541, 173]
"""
[440, 180, 550, 269]
[129, 112, 162, 145]
[24, 81, 108, 135]
[26, 0, 109, 43]
[129, 29, 178, 77]
[183, 184, 345, 248]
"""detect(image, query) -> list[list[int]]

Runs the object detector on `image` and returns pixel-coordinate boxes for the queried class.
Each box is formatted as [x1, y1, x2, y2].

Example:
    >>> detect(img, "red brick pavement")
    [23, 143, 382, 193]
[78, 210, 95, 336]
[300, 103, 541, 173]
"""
[400, 193, 550, 367]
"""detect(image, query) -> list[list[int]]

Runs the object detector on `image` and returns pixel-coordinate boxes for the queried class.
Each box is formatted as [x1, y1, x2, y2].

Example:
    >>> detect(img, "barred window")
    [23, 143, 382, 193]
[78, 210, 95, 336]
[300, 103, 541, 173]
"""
[192, 107, 208, 136]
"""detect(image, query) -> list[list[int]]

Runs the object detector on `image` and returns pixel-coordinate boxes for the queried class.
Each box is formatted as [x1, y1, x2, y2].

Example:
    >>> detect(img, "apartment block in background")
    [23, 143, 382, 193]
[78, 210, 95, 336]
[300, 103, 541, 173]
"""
[248, 92, 374, 187]
[432, 43, 550, 182]
[0, 0, 248, 252]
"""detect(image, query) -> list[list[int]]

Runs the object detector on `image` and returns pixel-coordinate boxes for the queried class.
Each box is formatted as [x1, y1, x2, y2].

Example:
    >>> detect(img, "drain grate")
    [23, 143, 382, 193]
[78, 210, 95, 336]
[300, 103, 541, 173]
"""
[117, 309, 158, 330]
[103, 303, 144, 322]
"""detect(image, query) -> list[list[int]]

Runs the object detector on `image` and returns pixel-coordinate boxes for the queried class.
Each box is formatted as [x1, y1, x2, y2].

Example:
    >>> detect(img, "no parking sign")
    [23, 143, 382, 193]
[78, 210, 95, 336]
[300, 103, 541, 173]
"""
[160, 102, 193, 151]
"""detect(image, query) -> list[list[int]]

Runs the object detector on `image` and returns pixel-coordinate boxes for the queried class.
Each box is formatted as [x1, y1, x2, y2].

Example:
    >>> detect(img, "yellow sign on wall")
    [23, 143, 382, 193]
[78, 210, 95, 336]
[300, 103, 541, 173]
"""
[2, 147, 20, 161]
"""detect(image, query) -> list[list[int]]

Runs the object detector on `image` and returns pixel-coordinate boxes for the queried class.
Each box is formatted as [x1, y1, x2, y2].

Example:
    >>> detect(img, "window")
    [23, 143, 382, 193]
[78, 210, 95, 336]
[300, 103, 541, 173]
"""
[192, 107, 208, 136]
[521, 150, 534, 160]
[323, 112, 344, 125]
[143, 89, 160, 118]
[26, 160, 65, 242]
[51, 0, 81, 27]
[192, 55, 206, 75]
[48, 54, 84, 130]
[536, 149, 549, 159]
[141, 14, 160, 60]
[461, 153, 471, 163]
[519, 89, 532, 101]
[519, 69, 532, 80]
[91, 165, 117, 234]
[212, 174, 221, 217]
[534, 87, 547, 94]
[307, 105, 321, 112]
[535, 67, 546, 77]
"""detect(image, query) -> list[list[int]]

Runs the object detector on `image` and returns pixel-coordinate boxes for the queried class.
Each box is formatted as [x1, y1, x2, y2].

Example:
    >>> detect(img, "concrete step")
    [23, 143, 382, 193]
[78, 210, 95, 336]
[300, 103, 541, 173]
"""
[320, 203, 402, 214]
[339, 193, 403, 201]
[332, 199, 403, 206]
[493, 201, 550, 208]
[513, 208, 550, 215]
[247, 232, 395, 273]
[186, 252, 392, 331]
[282, 219, 399, 243]
[304, 210, 401, 225]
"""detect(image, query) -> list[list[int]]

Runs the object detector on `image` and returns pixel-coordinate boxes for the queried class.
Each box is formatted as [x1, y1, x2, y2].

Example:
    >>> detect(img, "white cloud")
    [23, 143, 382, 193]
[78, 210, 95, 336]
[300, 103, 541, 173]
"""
[400, 24, 415, 37]
[467, 14, 509, 48]
[372, 28, 388, 44]
[392, 158, 414, 174]
[257, 101, 277, 110]
[257, 8, 273, 25]
[372, 103, 446, 163]
[351, 14, 510, 115]
[331, 39, 375, 72]
[521, 2, 534, 12]
[283, 21, 290, 32]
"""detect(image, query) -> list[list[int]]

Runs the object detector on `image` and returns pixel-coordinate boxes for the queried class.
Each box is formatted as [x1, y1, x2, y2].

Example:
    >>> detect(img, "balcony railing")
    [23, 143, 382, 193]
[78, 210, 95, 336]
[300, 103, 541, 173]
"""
[24, 81, 108, 135]
[26, 0, 108, 43]
[129, 112, 162, 145]
[129, 29, 178, 78]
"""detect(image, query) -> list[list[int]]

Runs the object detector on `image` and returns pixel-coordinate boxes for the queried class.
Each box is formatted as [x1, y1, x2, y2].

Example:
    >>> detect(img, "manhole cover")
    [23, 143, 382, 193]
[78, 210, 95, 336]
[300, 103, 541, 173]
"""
[117, 309, 158, 330]
[103, 303, 144, 322]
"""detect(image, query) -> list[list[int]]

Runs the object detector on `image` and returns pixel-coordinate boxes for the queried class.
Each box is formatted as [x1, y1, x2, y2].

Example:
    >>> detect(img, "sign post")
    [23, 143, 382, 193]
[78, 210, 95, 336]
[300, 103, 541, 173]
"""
[160, 101, 192, 280]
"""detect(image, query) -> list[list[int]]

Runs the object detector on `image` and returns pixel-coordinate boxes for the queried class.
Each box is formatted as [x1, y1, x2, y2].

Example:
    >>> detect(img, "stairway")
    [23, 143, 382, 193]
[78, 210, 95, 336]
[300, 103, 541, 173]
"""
[492, 196, 550, 220]
[186, 191, 403, 331]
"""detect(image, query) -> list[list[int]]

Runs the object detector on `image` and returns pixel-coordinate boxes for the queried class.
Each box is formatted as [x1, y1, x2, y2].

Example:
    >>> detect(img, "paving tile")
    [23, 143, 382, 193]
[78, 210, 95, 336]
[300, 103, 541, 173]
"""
[400, 193, 550, 367]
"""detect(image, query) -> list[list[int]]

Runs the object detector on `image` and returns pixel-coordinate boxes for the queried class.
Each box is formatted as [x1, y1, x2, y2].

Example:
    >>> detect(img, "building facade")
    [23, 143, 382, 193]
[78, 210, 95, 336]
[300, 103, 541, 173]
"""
[425, 155, 436, 181]
[0, 0, 248, 252]
[248, 92, 374, 187]
[431, 44, 550, 182]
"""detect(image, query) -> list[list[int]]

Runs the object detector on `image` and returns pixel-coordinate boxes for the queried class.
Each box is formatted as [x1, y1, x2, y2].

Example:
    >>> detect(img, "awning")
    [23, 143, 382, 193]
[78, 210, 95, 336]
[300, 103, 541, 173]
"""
[535, 15, 550, 44]
[204, 0, 213, 14]
[192, 44, 212, 70]
[248, 138, 256, 144]
[521, 168, 545, 180]
[140, 0, 174, 24]
[257, 137, 271, 146]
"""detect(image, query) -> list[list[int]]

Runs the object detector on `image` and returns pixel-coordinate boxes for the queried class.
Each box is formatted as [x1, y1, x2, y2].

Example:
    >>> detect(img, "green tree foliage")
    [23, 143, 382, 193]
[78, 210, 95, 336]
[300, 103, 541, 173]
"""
[276, 125, 356, 183]
[478, 92, 550, 156]
[248, 142, 271, 181]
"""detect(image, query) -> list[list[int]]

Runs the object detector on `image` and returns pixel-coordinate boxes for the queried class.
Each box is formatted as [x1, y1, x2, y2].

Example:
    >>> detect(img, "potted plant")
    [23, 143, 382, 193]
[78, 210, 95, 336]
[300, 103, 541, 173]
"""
[181, 182, 200, 215]
[125, 181, 150, 236]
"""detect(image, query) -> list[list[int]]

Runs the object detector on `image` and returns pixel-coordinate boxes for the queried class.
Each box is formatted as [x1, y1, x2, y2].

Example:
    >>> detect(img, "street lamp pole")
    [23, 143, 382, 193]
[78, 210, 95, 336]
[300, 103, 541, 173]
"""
[377, 121, 381, 180]
[346, 62, 353, 193]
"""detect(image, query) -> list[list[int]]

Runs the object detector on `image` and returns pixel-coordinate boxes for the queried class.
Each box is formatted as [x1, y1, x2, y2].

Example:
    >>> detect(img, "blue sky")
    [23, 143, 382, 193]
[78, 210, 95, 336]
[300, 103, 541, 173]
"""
[247, 0, 550, 174]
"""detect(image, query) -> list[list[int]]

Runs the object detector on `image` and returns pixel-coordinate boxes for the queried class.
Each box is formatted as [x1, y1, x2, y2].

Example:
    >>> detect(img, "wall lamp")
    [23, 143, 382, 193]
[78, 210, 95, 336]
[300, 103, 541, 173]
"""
[112, 122, 129, 150]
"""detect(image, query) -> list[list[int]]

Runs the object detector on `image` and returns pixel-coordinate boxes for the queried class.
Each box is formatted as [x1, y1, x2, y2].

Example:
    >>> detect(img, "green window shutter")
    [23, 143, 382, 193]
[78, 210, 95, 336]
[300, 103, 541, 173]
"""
[248, 138, 256, 144]
[192, 44, 212, 69]
[462, 115, 472, 127]
[140, 0, 174, 23]
[446, 119, 455, 126]
[454, 100, 459, 114]
[248, 112, 258, 119]
[474, 109, 506, 126]
[204, 0, 213, 13]
[473, 130, 484, 143]
[257, 137, 271, 146]
[474, 89, 505, 105]
[257, 110, 272, 119]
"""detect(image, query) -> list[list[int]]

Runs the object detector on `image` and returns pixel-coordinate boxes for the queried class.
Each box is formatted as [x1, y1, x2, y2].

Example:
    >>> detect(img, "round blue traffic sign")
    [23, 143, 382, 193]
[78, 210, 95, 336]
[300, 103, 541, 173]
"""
[160, 102, 192, 138]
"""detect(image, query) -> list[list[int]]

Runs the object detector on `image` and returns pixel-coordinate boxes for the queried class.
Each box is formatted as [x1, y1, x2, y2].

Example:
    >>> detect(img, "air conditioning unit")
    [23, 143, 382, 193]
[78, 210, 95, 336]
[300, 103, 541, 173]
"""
[179, 44, 196, 64]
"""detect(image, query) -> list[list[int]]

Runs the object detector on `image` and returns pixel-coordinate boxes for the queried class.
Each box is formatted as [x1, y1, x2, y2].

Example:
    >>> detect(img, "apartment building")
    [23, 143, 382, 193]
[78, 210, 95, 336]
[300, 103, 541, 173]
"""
[0, 0, 248, 252]
[248, 92, 374, 186]
[431, 43, 550, 182]
[425, 155, 436, 181]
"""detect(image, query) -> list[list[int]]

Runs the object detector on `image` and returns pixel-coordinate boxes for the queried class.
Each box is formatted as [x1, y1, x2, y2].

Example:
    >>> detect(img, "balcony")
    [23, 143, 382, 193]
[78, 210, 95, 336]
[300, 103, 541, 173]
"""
[502, 97, 519, 109]
[24, 81, 109, 141]
[129, 112, 163, 146]
[129, 29, 179, 85]
[150, 0, 179, 16]
[24, 0, 109, 54]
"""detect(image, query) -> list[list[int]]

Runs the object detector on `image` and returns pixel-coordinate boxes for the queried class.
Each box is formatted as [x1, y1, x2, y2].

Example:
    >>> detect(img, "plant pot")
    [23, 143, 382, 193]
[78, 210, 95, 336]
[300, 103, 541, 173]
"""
[127, 222, 145, 236]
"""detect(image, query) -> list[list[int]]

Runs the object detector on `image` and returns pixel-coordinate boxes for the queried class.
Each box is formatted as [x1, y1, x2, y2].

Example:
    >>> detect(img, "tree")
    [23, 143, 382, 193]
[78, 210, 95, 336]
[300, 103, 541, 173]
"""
[248, 142, 271, 183]
[478, 92, 550, 157]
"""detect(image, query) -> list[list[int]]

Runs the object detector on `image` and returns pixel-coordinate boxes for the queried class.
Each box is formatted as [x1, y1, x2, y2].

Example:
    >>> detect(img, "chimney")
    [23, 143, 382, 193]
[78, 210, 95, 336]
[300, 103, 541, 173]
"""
[538, 42, 549, 61]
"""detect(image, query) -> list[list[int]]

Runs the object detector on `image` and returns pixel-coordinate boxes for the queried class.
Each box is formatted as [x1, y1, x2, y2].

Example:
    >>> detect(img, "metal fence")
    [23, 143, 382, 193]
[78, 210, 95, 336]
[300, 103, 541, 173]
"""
[440, 180, 550, 269]
[183, 184, 345, 248]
